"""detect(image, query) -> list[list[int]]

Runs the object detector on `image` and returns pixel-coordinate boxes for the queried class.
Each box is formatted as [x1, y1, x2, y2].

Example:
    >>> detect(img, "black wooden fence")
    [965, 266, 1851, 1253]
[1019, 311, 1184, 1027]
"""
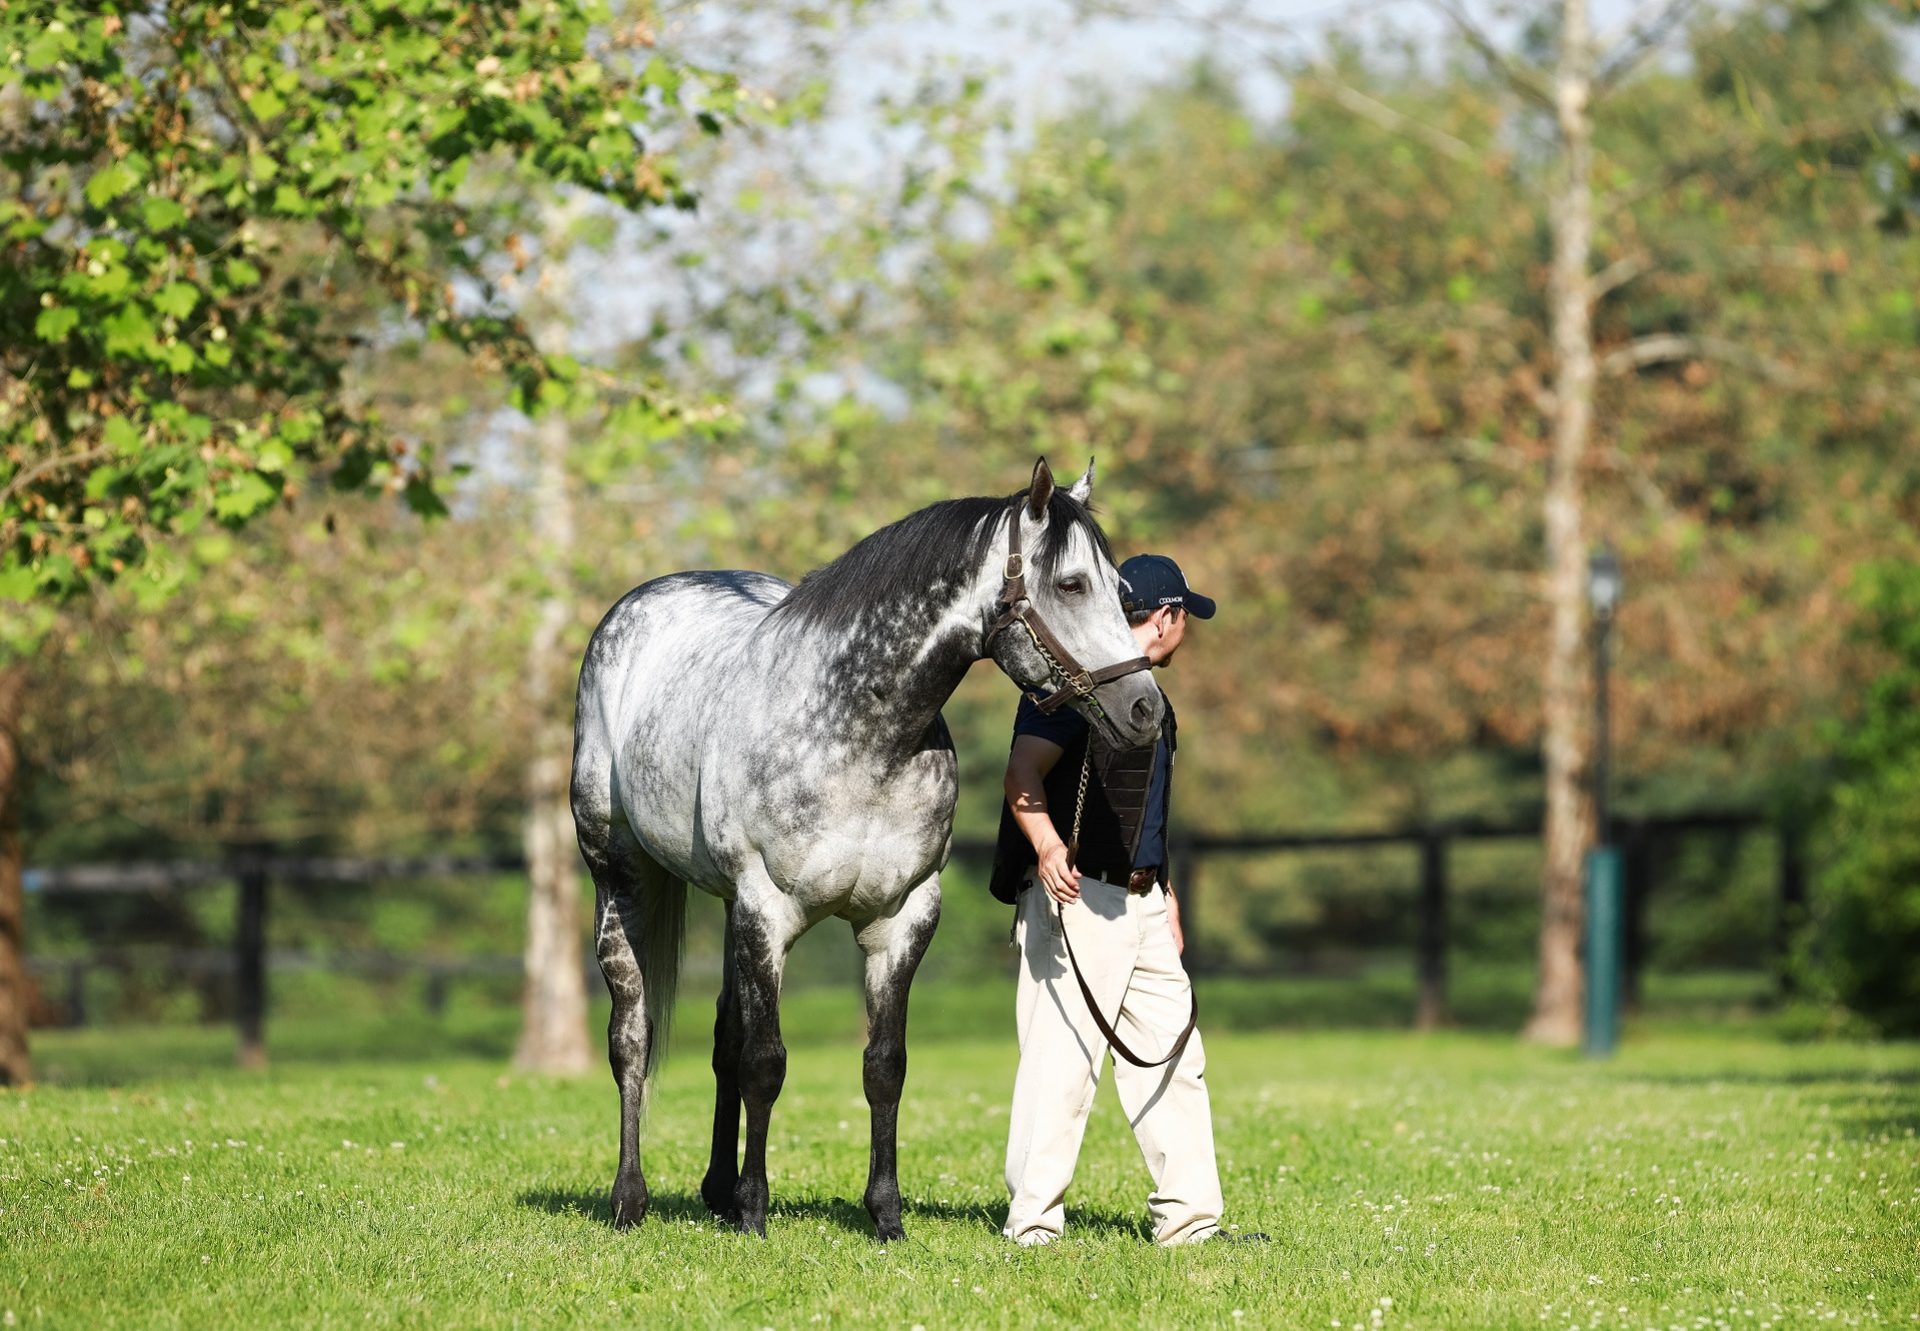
[26, 808, 1794, 1061]
[1157, 809, 1787, 1029]
[25, 852, 523, 1066]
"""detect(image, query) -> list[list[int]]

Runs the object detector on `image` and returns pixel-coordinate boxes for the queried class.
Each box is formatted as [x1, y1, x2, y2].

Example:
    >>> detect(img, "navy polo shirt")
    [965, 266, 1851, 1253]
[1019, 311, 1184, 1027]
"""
[1013, 695, 1171, 871]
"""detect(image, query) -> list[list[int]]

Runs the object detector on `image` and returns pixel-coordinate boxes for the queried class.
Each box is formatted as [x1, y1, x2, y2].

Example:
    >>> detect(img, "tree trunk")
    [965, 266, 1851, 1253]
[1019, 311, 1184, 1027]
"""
[515, 744, 590, 1075]
[513, 405, 593, 1076]
[512, 202, 593, 1077]
[1525, 0, 1598, 1046]
[0, 664, 31, 1085]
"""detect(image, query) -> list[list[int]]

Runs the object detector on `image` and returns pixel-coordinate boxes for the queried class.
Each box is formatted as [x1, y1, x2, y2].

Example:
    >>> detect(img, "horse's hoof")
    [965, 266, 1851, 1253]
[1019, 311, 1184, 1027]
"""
[610, 1175, 649, 1230]
[701, 1173, 740, 1225]
[733, 1178, 769, 1237]
[866, 1186, 905, 1242]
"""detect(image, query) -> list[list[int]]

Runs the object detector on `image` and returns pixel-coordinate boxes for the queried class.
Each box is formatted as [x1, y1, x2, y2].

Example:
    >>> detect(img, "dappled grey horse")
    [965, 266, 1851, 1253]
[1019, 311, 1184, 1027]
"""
[570, 459, 1163, 1239]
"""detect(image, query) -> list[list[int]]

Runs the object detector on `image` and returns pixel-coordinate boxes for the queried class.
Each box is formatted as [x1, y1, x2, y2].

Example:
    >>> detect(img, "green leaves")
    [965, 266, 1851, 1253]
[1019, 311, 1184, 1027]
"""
[98, 306, 157, 360]
[402, 475, 450, 520]
[34, 306, 80, 344]
[102, 418, 143, 457]
[83, 160, 140, 209]
[1819, 560, 1920, 1034]
[140, 196, 187, 231]
[213, 473, 281, 522]
[0, 0, 735, 614]
[152, 283, 200, 320]
[223, 259, 264, 291]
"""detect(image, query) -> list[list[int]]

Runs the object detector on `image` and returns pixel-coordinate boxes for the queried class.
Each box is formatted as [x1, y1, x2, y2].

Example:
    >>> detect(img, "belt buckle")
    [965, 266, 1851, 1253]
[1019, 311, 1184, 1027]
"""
[1127, 867, 1156, 893]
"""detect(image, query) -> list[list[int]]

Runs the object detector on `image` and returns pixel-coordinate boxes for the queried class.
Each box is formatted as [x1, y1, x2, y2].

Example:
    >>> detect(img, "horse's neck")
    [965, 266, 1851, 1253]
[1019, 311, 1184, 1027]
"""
[787, 563, 996, 768]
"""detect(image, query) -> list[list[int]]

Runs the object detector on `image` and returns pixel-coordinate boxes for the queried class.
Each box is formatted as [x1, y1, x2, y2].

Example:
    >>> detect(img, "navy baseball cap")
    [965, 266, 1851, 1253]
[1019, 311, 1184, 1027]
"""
[1118, 554, 1216, 619]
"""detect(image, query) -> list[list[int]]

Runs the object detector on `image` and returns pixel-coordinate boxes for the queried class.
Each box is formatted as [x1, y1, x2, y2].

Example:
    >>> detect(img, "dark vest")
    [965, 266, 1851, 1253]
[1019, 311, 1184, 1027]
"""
[989, 697, 1178, 904]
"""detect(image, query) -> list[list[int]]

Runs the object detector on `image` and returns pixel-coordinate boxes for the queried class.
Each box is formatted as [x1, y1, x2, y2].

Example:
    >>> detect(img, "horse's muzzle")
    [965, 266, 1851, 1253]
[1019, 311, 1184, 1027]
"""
[1101, 673, 1163, 749]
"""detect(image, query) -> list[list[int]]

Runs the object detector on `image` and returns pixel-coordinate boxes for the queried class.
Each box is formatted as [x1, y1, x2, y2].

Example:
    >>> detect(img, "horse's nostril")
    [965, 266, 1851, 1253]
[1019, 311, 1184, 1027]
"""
[1132, 695, 1155, 728]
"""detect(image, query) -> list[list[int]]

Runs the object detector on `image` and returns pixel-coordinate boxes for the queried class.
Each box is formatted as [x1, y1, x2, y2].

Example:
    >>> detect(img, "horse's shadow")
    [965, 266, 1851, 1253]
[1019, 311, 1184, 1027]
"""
[518, 1186, 1153, 1241]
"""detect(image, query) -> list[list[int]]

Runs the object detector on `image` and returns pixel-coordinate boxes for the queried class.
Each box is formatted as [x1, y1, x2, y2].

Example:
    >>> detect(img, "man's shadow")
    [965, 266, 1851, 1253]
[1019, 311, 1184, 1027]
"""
[518, 1186, 1154, 1240]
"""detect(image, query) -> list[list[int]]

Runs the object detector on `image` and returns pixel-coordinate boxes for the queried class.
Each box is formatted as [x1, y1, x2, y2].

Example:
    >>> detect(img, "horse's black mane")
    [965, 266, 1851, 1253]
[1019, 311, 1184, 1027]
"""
[772, 490, 1115, 628]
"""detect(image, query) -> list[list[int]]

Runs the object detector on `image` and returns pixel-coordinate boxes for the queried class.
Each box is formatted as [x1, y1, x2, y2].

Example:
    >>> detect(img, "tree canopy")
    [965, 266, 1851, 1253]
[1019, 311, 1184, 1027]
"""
[738, 7, 1919, 832]
[0, 1, 723, 614]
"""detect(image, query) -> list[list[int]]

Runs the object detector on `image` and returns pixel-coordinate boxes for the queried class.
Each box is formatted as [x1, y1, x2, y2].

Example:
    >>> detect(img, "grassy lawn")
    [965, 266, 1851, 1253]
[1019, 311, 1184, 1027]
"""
[2, 994, 1916, 1329]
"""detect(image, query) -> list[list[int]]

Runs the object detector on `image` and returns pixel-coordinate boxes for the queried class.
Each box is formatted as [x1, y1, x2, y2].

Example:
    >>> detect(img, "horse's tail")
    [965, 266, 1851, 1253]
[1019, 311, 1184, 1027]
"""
[639, 872, 688, 1081]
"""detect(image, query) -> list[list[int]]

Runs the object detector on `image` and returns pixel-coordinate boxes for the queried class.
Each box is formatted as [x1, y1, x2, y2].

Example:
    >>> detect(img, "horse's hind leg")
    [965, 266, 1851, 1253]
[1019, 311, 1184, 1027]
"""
[581, 816, 669, 1229]
[699, 903, 742, 1224]
[853, 876, 942, 1243]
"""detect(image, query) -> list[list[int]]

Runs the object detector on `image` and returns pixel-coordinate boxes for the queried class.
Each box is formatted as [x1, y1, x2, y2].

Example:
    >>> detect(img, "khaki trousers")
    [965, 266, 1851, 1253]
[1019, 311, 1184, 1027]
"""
[1003, 874, 1224, 1246]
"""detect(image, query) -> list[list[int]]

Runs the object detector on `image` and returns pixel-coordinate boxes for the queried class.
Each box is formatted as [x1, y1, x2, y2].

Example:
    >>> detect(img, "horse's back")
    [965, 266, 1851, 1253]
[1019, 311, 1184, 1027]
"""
[587, 567, 784, 662]
[574, 570, 790, 878]
[580, 568, 789, 731]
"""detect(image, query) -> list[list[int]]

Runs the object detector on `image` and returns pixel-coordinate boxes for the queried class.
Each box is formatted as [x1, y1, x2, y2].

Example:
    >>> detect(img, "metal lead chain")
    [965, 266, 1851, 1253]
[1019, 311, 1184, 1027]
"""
[1018, 615, 1108, 720]
[1067, 743, 1092, 865]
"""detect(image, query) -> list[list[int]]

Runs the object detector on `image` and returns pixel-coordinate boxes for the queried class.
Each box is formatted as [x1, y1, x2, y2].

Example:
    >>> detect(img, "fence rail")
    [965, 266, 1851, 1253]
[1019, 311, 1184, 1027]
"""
[24, 853, 523, 894]
[1152, 809, 1782, 1030]
[25, 807, 1788, 1060]
[25, 948, 528, 1027]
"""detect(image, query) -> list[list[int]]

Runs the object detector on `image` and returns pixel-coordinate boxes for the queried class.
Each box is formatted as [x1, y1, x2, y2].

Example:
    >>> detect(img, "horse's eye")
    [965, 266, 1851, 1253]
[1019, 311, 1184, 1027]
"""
[1057, 579, 1084, 595]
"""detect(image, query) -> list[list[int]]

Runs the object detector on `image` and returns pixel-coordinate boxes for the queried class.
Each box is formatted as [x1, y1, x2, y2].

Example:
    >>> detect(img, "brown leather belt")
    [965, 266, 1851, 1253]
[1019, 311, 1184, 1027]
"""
[1076, 863, 1159, 893]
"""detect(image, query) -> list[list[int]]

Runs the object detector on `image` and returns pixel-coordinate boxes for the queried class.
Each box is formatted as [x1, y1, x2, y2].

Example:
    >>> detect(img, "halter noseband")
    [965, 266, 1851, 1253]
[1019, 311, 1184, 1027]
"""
[983, 504, 1153, 717]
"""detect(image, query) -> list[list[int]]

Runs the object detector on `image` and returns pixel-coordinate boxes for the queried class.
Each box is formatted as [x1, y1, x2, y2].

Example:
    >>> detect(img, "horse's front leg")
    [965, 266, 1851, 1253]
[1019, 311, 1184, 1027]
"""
[853, 876, 942, 1243]
[729, 891, 801, 1237]
[700, 904, 742, 1224]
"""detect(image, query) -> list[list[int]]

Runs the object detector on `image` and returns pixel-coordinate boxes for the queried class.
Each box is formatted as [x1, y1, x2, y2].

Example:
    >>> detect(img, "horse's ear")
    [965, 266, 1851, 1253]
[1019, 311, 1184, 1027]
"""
[1026, 457, 1055, 519]
[1066, 457, 1094, 506]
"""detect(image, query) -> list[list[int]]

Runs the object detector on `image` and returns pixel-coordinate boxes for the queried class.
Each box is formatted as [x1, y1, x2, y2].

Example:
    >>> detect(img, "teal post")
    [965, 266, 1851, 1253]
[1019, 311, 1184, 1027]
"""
[1584, 845, 1623, 1057]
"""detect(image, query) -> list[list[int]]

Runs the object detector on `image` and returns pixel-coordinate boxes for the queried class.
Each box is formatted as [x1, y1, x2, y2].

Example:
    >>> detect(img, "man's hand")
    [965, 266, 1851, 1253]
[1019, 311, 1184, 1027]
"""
[1037, 842, 1081, 903]
[1006, 734, 1076, 904]
[1166, 886, 1185, 955]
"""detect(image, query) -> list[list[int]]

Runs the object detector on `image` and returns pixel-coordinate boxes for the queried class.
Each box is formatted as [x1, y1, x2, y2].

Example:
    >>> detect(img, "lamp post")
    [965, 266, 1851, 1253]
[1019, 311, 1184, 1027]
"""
[1584, 545, 1623, 1058]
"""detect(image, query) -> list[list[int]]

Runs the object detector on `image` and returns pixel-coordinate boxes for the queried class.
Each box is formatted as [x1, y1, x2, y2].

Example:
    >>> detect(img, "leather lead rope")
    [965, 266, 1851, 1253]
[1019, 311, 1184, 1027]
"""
[1053, 746, 1199, 1071]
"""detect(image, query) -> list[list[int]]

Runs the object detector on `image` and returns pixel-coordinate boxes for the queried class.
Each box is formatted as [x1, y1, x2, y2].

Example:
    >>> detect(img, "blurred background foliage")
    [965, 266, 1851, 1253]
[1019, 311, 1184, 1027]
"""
[1813, 561, 1920, 1034]
[8, 0, 1920, 1040]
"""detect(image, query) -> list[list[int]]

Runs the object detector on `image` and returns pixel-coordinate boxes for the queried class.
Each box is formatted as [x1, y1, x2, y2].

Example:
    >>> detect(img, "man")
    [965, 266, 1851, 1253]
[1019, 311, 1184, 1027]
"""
[990, 553, 1244, 1247]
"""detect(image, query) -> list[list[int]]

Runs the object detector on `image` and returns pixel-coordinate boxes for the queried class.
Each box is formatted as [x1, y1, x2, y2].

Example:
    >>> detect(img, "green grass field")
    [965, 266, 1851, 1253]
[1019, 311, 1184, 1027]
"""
[3, 993, 1916, 1329]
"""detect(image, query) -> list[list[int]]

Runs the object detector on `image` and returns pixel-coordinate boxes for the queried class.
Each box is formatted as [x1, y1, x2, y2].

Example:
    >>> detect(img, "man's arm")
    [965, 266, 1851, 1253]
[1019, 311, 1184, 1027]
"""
[1003, 734, 1082, 903]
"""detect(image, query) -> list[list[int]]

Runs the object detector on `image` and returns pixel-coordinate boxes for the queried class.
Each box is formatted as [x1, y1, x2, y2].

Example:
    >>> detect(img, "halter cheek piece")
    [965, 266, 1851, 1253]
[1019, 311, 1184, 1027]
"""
[983, 504, 1153, 716]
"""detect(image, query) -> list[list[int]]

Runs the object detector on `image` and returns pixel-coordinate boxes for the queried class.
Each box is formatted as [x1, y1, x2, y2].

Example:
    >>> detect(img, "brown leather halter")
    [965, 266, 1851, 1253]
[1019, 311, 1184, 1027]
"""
[983, 503, 1153, 717]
